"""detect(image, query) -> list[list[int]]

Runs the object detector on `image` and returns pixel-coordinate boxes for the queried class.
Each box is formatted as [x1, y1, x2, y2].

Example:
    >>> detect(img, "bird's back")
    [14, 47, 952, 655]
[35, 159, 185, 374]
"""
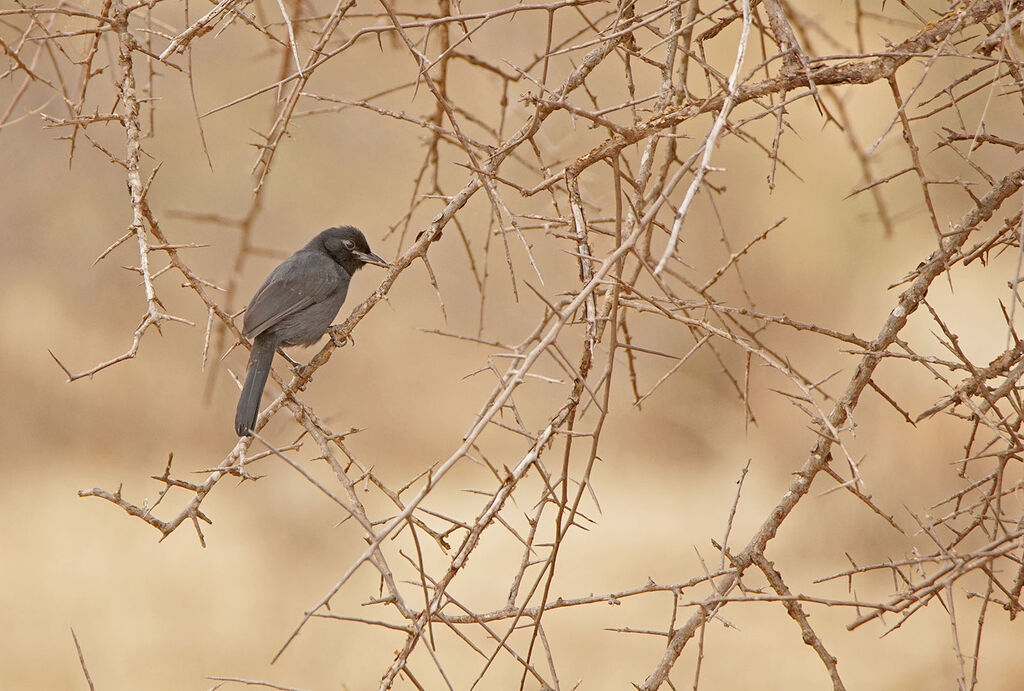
[242, 249, 350, 345]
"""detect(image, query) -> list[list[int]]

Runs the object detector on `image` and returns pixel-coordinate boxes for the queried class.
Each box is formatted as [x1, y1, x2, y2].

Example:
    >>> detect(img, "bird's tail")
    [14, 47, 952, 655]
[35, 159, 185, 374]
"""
[235, 336, 277, 436]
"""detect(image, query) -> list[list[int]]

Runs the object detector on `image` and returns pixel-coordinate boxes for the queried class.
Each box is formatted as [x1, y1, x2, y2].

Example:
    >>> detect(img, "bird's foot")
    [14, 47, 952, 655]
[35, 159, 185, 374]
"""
[330, 330, 354, 348]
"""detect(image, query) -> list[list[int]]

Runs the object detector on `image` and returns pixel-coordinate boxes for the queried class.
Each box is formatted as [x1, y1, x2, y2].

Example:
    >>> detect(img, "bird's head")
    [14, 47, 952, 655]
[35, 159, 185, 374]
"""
[320, 226, 389, 272]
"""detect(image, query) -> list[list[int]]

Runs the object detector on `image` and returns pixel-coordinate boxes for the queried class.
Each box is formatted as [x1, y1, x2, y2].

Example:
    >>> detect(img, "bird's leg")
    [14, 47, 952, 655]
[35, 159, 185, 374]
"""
[277, 347, 302, 372]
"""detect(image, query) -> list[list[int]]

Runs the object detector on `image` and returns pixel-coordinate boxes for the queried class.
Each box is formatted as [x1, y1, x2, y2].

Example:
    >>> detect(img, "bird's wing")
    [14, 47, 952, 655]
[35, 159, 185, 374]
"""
[242, 253, 339, 339]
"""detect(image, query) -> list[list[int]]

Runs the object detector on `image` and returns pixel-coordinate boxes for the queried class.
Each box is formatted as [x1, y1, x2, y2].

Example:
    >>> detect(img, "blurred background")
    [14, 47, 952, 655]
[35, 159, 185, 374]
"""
[2, 0, 1024, 688]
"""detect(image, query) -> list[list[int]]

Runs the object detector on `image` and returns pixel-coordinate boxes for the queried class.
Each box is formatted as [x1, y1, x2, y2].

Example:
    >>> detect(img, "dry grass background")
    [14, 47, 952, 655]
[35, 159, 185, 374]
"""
[2, 0, 1024, 688]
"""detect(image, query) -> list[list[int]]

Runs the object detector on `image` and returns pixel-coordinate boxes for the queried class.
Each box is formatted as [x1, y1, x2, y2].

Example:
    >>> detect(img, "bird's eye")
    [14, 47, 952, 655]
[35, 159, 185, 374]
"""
[343, 240, 354, 250]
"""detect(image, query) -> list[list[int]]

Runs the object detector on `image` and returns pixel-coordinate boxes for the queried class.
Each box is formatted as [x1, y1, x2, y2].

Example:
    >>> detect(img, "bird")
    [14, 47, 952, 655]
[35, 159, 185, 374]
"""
[234, 226, 387, 436]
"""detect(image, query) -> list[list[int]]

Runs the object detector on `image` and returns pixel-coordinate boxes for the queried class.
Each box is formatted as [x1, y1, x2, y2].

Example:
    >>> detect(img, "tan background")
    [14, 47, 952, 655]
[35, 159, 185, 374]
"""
[2, 1, 1023, 688]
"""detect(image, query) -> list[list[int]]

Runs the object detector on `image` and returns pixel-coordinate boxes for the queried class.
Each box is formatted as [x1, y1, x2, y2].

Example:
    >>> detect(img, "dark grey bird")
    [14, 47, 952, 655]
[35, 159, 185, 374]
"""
[234, 226, 387, 436]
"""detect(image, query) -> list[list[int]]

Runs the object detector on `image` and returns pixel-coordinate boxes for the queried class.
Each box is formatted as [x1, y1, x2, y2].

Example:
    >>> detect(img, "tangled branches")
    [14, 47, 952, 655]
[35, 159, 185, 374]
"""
[6, 0, 1024, 688]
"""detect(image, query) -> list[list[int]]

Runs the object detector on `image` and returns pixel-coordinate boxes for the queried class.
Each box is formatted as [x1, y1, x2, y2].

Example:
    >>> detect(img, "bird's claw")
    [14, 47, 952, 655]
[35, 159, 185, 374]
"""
[330, 330, 354, 348]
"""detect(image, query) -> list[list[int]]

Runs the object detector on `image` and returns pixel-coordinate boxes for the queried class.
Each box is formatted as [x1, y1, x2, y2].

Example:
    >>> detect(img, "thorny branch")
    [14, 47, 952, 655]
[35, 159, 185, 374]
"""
[7, 0, 1024, 688]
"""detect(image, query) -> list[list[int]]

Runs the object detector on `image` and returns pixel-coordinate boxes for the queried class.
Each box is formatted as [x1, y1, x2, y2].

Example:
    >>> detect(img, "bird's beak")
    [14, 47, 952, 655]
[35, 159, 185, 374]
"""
[354, 250, 389, 268]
